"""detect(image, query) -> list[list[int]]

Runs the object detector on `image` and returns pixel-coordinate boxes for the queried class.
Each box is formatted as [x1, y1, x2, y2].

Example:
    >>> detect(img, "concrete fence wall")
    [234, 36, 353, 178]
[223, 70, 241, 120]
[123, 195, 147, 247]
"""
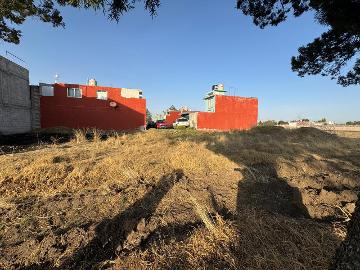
[0, 56, 39, 135]
[30, 85, 41, 130]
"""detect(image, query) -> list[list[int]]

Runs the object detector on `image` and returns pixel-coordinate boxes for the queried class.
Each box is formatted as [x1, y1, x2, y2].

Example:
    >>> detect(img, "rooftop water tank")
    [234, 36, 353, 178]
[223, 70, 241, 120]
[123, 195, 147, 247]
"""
[212, 84, 224, 91]
[88, 78, 97, 86]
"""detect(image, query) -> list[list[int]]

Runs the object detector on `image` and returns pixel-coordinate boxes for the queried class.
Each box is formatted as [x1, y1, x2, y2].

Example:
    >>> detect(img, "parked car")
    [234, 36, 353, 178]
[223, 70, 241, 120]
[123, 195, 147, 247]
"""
[156, 120, 172, 129]
[173, 117, 190, 128]
[146, 121, 157, 129]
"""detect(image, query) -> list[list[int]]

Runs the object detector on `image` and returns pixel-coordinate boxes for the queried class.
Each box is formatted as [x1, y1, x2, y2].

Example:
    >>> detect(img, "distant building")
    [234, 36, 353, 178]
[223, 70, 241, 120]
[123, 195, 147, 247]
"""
[40, 82, 146, 131]
[185, 84, 258, 131]
[164, 106, 191, 125]
[164, 84, 258, 131]
[165, 110, 182, 125]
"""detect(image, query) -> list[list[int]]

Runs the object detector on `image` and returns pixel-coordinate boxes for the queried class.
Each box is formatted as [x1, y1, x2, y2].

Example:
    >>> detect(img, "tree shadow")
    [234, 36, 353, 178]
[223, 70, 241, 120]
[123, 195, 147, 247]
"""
[61, 170, 184, 269]
[138, 162, 312, 256]
[164, 127, 360, 219]
[19, 170, 184, 270]
[140, 221, 203, 249]
[235, 163, 309, 218]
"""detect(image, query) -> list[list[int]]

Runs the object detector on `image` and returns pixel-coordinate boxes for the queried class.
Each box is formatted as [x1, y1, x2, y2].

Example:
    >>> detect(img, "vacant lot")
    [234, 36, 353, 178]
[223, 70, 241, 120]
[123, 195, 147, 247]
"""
[1, 127, 360, 269]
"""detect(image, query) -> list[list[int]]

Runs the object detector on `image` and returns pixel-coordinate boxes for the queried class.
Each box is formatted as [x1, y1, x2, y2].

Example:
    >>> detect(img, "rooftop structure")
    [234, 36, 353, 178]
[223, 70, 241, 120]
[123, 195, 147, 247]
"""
[204, 84, 227, 112]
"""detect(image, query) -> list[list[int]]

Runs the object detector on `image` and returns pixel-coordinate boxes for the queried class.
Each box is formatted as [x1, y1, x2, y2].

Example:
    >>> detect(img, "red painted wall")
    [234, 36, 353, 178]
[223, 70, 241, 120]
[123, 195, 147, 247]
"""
[165, 111, 181, 124]
[41, 83, 146, 131]
[197, 95, 258, 131]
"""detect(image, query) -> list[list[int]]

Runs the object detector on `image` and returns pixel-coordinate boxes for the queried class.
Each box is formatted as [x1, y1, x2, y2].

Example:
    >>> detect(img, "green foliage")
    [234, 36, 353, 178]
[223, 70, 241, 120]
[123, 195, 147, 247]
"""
[0, 0, 160, 44]
[146, 109, 152, 123]
[174, 125, 187, 130]
[278, 120, 289, 125]
[237, 0, 360, 86]
[0, 0, 64, 44]
[317, 118, 327, 123]
[346, 121, 360, 125]
[259, 120, 277, 126]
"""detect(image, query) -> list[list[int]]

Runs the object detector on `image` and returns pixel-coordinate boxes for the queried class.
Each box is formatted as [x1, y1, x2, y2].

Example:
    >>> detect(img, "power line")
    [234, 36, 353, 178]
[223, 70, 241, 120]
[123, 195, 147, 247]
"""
[5, 51, 26, 64]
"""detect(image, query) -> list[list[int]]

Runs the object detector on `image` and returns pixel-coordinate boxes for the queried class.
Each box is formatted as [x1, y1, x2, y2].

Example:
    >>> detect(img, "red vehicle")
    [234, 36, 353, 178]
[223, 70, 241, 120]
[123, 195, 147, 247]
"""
[156, 120, 172, 129]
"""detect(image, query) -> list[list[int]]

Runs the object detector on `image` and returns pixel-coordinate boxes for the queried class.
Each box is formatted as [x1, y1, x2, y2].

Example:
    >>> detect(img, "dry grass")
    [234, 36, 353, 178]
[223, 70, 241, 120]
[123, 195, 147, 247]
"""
[0, 127, 359, 269]
[91, 128, 102, 143]
[111, 204, 339, 270]
[72, 129, 87, 144]
[335, 130, 360, 139]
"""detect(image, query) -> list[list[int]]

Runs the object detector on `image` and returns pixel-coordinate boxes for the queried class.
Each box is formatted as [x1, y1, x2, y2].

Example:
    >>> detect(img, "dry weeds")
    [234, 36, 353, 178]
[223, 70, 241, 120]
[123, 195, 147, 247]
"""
[0, 127, 359, 269]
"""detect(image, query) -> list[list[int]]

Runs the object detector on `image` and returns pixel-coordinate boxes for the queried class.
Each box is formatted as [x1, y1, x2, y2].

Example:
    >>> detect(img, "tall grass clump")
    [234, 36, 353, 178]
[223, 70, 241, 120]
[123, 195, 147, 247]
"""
[72, 129, 87, 144]
[91, 128, 102, 143]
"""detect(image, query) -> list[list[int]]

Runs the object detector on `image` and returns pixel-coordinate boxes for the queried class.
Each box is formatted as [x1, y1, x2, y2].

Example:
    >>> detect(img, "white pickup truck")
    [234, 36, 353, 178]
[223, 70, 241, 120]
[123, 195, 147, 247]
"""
[173, 117, 190, 128]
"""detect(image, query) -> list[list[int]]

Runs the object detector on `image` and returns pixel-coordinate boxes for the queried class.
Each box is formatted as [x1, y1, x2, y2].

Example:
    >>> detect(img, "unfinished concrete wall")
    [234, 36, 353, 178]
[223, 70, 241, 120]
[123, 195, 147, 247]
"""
[0, 56, 31, 135]
[189, 112, 198, 129]
[30, 85, 41, 130]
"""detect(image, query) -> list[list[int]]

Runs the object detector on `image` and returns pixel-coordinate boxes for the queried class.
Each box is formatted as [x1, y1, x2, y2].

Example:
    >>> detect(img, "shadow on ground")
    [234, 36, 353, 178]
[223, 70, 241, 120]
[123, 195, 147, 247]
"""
[18, 170, 185, 270]
[235, 163, 310, 218]
[165, 126, 360, 220]
[9, 127, 359, 269]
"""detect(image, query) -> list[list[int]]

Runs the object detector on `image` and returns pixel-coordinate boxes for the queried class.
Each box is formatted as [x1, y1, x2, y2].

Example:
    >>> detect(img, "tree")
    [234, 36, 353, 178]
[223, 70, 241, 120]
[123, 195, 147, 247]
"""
[259, 120, 277, 126]
[346, 121, 360, 125]
[278, 120, 289, 125]
[146, 109, 152, 123]
[236, 0, 360, 86]
[0, 0, 160, 44]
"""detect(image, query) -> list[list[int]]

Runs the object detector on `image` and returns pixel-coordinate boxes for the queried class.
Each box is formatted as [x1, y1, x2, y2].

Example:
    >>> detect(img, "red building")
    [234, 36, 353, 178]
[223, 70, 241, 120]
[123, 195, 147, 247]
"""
[165, 110, 182, 125]
[197, 95, 258, 131]
[40, 82, 146, 131]
[184, 84, 258, 131]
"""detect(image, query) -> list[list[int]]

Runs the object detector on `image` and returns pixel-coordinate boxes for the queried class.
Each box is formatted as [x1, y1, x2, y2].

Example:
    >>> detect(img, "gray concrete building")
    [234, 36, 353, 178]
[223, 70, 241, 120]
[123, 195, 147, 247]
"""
[0, 56, 40, 135]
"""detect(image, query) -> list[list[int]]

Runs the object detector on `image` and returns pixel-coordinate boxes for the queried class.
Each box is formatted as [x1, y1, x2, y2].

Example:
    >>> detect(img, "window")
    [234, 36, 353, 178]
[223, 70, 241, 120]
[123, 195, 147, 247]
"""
[206, 97, 215, 112]
[181, 114, 190, 120]
[97, 90, 108, 100]
[67, 88, 82, 98]
[41, 85, 54, 96]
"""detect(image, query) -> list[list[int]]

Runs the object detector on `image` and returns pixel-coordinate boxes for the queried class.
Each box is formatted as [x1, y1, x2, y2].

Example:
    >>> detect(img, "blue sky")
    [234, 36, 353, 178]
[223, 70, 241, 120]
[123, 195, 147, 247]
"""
[1, 0, 359, 122]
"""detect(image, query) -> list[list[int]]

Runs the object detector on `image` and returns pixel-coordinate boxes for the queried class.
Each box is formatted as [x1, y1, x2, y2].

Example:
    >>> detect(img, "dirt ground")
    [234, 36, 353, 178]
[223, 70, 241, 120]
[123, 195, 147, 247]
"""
[0, 127, 359, 269]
